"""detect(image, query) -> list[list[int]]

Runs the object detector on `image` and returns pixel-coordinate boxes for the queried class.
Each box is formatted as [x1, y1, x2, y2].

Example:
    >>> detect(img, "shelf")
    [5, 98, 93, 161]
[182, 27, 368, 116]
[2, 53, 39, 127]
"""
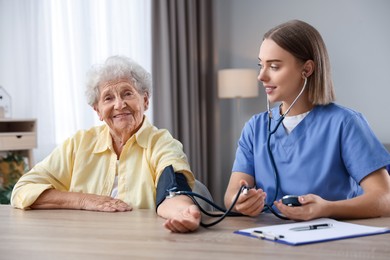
[0, 118, 37, 169]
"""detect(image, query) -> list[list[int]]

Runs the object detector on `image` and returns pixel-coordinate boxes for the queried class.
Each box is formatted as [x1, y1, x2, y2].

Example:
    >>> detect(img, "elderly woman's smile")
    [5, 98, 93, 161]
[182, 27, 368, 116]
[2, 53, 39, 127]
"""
[113, 112, 132, 119]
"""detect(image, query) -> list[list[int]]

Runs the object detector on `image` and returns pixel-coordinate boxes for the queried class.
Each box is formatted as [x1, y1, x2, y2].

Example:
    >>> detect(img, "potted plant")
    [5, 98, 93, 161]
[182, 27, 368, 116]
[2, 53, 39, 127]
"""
[0, 153, 27, 204]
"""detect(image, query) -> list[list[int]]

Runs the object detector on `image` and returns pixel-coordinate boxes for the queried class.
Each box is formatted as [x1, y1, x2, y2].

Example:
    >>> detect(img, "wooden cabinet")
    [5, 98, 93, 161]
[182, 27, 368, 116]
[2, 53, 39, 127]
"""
[0, 119, 37, 169]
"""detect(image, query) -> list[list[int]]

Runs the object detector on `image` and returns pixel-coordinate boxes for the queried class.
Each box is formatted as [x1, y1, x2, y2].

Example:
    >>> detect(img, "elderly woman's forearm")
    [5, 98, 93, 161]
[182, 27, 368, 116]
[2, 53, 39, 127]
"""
[31, 189, 83, 209]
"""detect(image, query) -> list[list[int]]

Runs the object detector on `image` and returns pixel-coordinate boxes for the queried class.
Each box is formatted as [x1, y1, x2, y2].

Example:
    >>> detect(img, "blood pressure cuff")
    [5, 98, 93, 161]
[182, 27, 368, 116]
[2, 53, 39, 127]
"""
[156, 165, 192, 210]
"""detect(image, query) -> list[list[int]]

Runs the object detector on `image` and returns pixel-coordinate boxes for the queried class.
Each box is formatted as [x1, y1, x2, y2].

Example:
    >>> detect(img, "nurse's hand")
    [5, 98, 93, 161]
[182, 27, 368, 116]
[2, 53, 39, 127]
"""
[233, 180, 267, 217]
[274, 194, 328, 221]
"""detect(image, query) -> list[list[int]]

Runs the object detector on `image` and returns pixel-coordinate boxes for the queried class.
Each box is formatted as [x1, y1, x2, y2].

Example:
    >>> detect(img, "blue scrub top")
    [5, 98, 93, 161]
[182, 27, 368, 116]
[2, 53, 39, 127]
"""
[232, 103, 390, 206]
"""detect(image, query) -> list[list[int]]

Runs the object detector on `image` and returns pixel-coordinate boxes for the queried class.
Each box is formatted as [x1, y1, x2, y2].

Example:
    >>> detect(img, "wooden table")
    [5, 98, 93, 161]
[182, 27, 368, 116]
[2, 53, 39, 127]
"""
[1, 205, 389, 259]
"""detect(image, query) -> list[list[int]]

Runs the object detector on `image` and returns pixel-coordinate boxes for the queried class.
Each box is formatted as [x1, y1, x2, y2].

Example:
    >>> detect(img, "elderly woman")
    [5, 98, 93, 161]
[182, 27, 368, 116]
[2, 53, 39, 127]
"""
[11, 56, 201, 233]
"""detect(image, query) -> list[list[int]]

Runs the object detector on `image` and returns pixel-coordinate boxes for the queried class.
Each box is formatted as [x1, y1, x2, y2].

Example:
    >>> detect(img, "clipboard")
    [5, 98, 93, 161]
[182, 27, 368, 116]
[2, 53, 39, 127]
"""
[234, 218, 390, 246]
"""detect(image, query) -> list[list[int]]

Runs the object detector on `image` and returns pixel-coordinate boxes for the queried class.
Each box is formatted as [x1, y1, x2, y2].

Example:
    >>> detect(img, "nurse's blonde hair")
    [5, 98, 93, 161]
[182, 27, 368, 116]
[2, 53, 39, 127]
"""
[264, 20, 335, 105]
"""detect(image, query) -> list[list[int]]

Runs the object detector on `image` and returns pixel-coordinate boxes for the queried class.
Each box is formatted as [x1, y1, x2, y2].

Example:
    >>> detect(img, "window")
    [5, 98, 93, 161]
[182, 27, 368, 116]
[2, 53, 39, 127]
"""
[49, 0, 152, 143]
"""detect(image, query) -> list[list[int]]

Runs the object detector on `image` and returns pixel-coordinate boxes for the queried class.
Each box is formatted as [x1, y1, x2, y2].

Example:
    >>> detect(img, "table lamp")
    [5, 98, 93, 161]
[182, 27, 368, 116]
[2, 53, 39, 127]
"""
[218, 68, 259, 138]
[218, 69, 258, 99]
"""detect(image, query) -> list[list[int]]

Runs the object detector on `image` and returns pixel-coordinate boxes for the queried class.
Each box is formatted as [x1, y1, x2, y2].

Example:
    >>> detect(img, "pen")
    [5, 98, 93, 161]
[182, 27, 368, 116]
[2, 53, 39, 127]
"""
[289, 223, 333, 231]
[251, 230, 285, 240]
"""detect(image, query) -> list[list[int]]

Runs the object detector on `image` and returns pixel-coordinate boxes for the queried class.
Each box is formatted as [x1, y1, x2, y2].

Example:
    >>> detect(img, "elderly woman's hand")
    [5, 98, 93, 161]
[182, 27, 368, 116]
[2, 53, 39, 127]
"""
[31, 189, 132, 212]
[162, 205, 201, 233]
[80, 193, 133, 212]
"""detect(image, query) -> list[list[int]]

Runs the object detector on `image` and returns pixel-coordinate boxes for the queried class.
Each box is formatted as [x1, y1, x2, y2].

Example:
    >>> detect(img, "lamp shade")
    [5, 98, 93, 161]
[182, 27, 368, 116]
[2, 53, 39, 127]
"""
[218, 69, 258, 98]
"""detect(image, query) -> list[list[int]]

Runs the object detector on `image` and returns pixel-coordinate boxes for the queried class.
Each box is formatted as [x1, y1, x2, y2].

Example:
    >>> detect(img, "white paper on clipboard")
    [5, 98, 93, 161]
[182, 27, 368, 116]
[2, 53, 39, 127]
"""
[234, 218, 390, 246]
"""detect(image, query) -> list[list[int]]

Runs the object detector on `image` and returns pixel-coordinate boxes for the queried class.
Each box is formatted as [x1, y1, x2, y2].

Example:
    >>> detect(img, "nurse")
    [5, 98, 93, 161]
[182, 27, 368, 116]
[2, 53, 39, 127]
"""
[224, 20, 390, 220]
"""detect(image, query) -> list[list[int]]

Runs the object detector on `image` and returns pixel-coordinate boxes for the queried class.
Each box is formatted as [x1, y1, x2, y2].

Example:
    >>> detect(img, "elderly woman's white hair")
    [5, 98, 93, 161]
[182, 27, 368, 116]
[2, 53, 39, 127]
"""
[85, 56, 152, 106]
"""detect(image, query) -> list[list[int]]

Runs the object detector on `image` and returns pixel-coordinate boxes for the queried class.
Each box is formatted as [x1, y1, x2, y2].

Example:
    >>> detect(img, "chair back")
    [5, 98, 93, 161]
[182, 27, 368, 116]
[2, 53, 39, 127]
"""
[193, 180, 214, 211]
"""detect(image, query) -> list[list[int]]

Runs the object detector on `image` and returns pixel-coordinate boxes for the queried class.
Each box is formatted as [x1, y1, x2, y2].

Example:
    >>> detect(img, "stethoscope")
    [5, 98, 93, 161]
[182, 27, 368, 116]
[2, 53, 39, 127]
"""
[169, 77, 308, 226]
[262, 76, 308, 220]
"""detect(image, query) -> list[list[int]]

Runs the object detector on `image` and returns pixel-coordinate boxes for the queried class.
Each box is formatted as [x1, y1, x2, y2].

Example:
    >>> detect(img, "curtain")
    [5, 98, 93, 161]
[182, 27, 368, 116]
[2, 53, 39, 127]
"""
[0, 0, 151, 163]
[152, 0, 222, 203]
